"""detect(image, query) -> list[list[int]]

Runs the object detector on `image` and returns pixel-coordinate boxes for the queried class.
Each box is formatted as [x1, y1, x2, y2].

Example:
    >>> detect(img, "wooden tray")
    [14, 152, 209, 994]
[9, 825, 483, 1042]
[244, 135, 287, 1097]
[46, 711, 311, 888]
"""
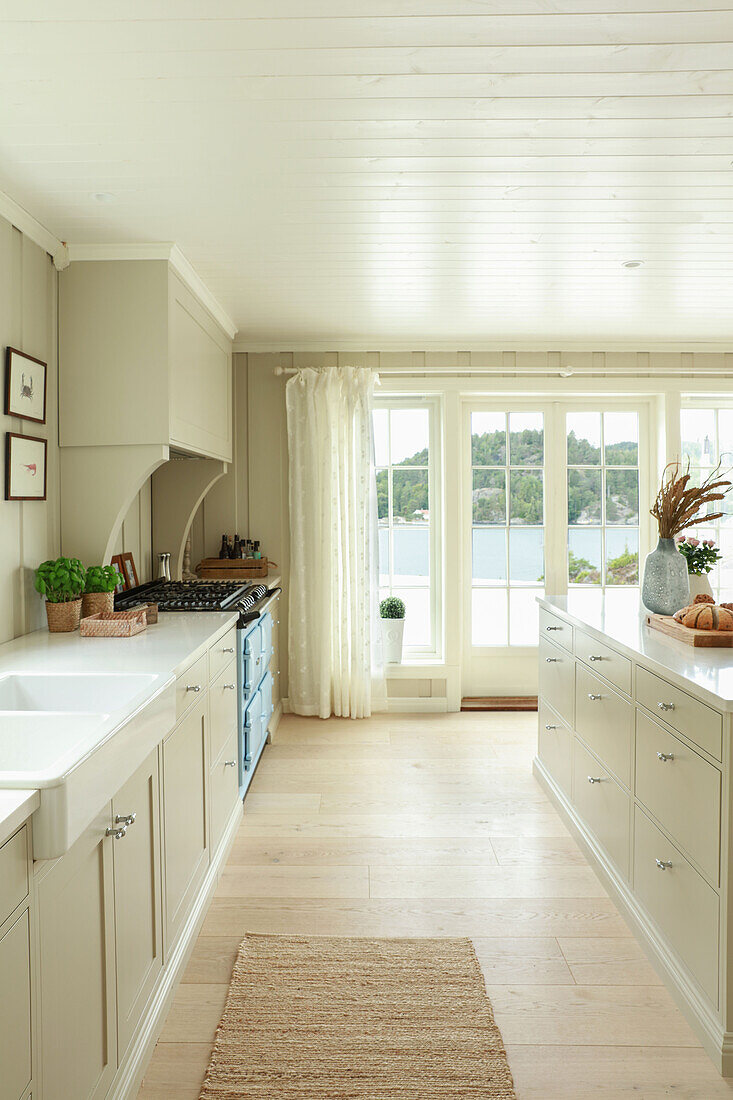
[80, 608, 147, 638]
[197, 556, 269, 579]
[646, 613, 733, 648]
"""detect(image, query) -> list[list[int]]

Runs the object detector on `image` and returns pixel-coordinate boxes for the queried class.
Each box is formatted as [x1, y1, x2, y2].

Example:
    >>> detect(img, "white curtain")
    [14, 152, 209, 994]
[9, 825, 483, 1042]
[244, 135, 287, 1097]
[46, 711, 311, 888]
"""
[286, 366, 386, 719]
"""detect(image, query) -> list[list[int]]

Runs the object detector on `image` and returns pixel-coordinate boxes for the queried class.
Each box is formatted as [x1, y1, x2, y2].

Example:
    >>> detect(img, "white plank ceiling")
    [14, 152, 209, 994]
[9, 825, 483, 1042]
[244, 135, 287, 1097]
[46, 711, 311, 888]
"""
[1, 2, 733, 345]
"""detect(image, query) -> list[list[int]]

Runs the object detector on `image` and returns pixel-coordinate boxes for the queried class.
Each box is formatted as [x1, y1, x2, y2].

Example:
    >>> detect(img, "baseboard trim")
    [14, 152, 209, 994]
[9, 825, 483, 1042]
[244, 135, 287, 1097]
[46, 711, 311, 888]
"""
[533, 756, 727, 1073]
[109, 798, 243, 1100]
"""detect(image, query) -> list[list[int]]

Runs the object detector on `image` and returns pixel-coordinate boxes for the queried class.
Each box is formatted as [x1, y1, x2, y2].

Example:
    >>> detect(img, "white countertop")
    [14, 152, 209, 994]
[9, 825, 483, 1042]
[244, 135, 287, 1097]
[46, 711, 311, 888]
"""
[540, 591, 733, 711]
[0, 611, 238, 844]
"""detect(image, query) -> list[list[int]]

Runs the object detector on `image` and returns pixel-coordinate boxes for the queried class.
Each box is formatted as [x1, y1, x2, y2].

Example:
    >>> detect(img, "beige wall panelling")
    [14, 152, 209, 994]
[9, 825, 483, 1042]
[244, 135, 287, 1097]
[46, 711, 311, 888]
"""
[0, 214, 60, 644]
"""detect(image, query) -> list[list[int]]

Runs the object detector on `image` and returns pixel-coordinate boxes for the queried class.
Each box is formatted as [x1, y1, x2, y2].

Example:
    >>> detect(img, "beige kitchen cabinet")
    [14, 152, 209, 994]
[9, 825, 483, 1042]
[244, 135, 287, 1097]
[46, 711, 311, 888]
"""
[0, 909, 32, 1100]
[112, 748, 163, 1060]
[162, 695, 209, 949]
[36, 806, 117, 1100]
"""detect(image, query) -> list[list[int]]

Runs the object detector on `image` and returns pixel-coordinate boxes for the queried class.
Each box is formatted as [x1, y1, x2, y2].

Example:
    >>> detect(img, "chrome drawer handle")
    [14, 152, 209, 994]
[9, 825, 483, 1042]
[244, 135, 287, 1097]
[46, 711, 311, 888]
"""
[224, 759, 237, 768]
[588, 655, 603, 662]
[106, 825, 127, 840]
[223, 683, 236, 690]
[655, 858, 673, 871]
[115, 812, 136, 827]
[545, 657, 559, 663]
[546, 625, 561, 631]
[587, 775, 604, 784]
[545, 724, 558, 730]
[657, 701, 675, 712]
[657, 752, 674, 763]
[222, 646, 234, 653]
[186, 684, 201, 693]
[587, 693, 602, 701]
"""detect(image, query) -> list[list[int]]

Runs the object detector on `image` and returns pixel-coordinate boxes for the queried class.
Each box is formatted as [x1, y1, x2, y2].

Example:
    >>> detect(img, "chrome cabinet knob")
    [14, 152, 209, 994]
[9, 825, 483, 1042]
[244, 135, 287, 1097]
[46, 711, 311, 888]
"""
[655, 858, 673, 871]
[545, 724, 558, 730]
[657, 752, 674, 763]
[224, 759, 237, 768]
[657, 701, 675, 712]
[223, 683, 236, 690]
[587, 775, 603, 784]
[222, 646, 234, 653]
[587, 693, 602, 701]
[545, 657, 559, 663]
[589, 655, 602, 662]
[115, 812, 136, 827]
[186, 684, 201, 693]
[106, 824, 127, 840]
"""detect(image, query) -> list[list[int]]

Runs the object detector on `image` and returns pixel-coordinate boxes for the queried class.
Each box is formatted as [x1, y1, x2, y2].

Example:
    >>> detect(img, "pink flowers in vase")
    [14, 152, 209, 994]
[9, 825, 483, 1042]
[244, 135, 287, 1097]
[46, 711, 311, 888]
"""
[677, 534, 722, 576]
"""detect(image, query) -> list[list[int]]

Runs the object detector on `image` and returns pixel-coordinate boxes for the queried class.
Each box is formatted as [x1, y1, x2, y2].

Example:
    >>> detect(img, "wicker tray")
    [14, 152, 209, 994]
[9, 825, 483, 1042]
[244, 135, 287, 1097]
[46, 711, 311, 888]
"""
[197, 557, 269, 579]
[80, 608, 147, 638]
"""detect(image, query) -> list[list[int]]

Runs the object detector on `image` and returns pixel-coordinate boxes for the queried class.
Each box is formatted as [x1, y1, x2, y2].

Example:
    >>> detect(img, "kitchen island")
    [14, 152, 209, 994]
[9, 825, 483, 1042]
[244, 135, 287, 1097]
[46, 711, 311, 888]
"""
[536, 593, 733, 1074]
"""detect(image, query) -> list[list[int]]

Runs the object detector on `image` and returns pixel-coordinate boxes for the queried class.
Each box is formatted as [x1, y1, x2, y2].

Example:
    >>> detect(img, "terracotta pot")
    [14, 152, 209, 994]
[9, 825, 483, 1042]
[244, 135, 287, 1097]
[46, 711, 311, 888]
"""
[45, 599, 82, 633]
[81, 591, 114, 618]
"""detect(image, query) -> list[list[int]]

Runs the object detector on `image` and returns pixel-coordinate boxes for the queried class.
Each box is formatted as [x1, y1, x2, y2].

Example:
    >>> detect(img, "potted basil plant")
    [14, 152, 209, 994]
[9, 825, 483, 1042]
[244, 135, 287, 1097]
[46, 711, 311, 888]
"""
[35, 556, 86, 632]
[379, 596, 406, 664]
[82, 564, 123, 619]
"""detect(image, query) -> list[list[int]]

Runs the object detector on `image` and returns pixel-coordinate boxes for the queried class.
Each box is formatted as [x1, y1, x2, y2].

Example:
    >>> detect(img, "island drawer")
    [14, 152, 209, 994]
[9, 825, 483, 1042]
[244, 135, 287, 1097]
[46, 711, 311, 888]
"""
[209, 625, 237, 684]
[209, 657, 238, 764]
[539, 637, 575, 726]
[573, 738, 630, 881]
[635, 710, 720, 885]
[633, 805, 719, 1005]
[175, 651, 209, 721]
[539, 607, 573, 654]
[0, 825, 29, 927]
[538, 699, 572, 797]
[636, 666, 722, 761]
[575, 664, 633, 788]
[575, 628, 631, 697]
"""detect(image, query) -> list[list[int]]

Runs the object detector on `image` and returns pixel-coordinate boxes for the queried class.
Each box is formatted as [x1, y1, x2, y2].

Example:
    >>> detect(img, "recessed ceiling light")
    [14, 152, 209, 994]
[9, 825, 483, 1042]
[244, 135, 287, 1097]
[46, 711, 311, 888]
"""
[622, 259, 644, 269]
[92, 192, 116, 203]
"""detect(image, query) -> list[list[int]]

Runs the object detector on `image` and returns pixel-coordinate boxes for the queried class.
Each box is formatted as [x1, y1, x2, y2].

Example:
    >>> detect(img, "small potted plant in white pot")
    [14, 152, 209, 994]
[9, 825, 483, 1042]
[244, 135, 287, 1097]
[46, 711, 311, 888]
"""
[82, 564, 123, 619]
[34, 556, 86, 632]
[677, 535, 721, 601]
[379, 596, 406, 664]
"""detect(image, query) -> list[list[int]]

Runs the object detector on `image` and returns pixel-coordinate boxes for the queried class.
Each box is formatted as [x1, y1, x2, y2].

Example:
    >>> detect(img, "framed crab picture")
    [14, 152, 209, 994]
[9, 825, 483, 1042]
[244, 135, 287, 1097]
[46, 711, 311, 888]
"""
[5, 346, 47, 424]
[5, 433, 47, 500]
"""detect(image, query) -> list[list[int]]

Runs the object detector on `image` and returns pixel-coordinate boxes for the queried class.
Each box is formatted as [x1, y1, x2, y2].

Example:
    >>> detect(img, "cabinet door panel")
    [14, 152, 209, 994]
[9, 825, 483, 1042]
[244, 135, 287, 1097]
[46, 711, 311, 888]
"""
[113, 748, 163, 1059]
[162, 697, 209, 948]
[37, 809, 116, 1100]
[0, 909, 32, 1100]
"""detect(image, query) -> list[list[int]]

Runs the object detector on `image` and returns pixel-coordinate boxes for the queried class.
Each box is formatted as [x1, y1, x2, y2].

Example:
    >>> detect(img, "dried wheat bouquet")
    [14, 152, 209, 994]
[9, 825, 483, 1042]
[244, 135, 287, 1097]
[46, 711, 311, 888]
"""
[651, 461, 731, 540]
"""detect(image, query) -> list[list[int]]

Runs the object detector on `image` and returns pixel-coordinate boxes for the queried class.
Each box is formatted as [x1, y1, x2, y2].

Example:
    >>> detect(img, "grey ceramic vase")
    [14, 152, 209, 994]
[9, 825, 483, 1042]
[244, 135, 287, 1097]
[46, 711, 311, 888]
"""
[641, 537, 690, 615]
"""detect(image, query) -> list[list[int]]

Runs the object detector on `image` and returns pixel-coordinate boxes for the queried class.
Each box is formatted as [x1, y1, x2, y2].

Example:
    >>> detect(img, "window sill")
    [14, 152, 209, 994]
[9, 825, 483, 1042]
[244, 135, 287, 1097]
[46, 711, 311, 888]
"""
[384, 660, 452, 677]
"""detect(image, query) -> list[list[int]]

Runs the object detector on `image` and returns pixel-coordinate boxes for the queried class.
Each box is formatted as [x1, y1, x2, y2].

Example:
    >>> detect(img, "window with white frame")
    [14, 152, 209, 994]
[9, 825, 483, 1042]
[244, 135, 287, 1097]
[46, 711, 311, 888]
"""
[470, 410, 545, 646]
[680, 406, 733, 601]
[373, 401, 440, 654]
[566, 411, 640, 589]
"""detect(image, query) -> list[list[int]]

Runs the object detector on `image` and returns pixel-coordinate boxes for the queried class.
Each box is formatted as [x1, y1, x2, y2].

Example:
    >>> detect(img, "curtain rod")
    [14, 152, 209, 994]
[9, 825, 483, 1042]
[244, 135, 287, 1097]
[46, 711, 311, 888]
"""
[272, 366, 731, 379]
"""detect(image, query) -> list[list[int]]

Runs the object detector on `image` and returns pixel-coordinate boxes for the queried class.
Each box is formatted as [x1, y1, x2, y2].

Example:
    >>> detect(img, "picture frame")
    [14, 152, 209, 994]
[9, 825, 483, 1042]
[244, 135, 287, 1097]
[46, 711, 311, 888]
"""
[5, 347, 47, 424]
[120, 551, 139, 591]
[110, 554, 127, 593]
[5, 432, 48, 501]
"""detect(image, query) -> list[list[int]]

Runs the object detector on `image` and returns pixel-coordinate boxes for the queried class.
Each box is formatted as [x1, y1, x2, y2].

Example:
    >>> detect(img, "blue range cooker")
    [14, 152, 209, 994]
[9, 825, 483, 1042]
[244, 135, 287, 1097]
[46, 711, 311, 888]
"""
[116, 578, 281, 796]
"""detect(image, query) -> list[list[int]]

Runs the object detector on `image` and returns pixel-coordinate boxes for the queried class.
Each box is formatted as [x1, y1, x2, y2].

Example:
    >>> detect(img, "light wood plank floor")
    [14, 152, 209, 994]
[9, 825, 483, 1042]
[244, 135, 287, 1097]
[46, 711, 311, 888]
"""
[138, 712, 733, 1099]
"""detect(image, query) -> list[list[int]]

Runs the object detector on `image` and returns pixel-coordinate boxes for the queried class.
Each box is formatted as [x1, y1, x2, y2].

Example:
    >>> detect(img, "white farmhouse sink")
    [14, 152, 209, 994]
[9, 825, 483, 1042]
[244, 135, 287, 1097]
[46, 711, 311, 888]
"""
[0, 672, 157, 713]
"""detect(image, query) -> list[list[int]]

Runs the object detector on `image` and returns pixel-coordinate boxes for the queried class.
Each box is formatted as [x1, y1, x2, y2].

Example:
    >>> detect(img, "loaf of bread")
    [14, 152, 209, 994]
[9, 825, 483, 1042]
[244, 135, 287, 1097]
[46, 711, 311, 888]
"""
[679, 604, 733, 631]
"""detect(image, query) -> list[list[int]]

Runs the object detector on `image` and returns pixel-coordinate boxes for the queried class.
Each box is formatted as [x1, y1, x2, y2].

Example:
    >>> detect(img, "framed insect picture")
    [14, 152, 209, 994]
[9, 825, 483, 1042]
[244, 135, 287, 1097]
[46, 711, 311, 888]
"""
[120, 552, 139, 590]
[5, 347, 47, 424]
[5, 432, 47, 500]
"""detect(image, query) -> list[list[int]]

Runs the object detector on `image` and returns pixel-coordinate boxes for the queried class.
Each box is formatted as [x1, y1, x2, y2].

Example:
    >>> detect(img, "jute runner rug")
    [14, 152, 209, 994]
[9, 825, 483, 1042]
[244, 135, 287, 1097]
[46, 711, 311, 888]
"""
[199, 933, 516, 1099]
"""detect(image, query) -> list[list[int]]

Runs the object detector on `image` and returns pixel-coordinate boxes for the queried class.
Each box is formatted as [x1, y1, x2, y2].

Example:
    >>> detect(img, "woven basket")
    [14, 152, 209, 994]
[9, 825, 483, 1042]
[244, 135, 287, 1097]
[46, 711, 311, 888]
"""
[81, 591, 115, 618]
[46, 599, 82, 633]
[80, 608, 147, 638]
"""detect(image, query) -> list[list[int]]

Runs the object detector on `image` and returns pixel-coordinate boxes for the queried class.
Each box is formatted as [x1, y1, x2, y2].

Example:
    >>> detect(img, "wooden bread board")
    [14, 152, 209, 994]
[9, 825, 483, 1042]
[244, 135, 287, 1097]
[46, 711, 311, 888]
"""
[646, 613, 733, 648]
[197, 556, 269, 579]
